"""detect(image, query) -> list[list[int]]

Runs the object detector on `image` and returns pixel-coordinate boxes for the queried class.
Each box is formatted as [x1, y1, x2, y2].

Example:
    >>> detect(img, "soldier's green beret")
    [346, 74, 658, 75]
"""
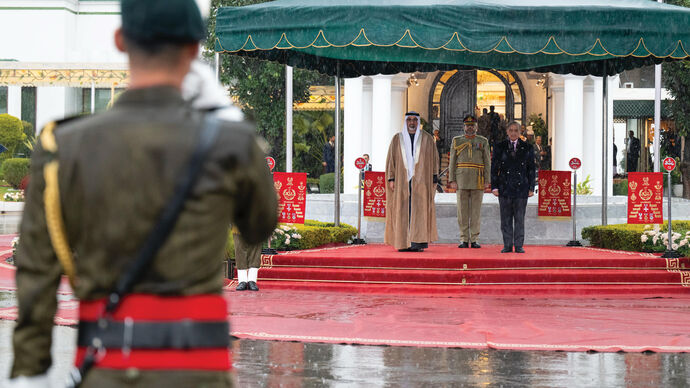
[121, 0, 205, 43]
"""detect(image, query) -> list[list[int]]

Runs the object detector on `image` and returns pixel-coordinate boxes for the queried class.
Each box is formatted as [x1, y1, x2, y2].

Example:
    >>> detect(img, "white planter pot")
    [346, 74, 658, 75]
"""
[673, 184, 684, 197]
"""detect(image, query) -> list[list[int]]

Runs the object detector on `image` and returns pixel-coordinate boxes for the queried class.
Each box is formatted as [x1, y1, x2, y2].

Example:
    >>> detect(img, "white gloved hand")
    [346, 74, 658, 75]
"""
[181, 60, 244, 122]
[6, 374, 50, 388]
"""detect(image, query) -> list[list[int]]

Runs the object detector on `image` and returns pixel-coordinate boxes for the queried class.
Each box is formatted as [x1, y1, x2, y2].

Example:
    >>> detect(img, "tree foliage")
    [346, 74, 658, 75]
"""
[663, 0, 690, 197]
[205, 0, 331, 172]
[0, 114, 26, 160]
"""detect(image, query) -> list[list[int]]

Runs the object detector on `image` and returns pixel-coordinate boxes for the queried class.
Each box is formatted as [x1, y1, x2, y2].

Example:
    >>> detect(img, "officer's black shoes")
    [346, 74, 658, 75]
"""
[470, 242, 481, 249]
[515, 247, 526, 253]
[236, 281, 248, 291]
[501, 247, 512, 253]
[458, 242, 469, 248]
[399, 247, 423, 252]
[418, 242, 429, 249]
[247, 281, 260, 291]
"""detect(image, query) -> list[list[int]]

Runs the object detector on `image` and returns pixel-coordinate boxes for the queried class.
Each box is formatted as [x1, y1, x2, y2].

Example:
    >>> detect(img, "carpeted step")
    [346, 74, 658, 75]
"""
[264, 246, 689, 271]
[242, 244, 690, 296]
[255, 267, 688, 286]
[231, 280, 690, 296]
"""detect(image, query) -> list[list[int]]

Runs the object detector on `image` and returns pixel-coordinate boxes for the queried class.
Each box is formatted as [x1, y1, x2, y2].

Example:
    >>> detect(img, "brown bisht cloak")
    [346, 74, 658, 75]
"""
[384, 131, 439, 250]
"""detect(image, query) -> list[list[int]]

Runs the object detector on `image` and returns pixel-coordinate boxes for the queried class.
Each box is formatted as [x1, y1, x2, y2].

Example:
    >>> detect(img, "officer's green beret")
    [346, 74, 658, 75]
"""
[121, 0, 205, 43]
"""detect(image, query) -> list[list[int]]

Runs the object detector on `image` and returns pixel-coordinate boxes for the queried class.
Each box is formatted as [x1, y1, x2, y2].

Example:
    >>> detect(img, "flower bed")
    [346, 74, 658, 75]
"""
[225, 220, 358, 259]
[581, 221, 690, 257]
[3, 190, 24, 202]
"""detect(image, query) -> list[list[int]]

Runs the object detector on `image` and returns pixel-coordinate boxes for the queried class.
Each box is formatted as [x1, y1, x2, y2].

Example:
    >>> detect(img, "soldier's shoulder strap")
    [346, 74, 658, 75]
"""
[39, 120, 78, 288]
[476, 135, 489, 143]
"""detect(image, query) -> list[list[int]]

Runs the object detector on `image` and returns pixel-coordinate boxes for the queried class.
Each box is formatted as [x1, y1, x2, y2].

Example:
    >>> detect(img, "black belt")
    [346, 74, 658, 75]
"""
[77, 320, 230, 349]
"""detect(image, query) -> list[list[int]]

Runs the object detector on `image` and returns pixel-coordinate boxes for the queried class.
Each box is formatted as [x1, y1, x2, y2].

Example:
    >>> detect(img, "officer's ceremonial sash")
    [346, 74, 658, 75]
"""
[455, 162, 486, 188]
[75, 294, 230, 370]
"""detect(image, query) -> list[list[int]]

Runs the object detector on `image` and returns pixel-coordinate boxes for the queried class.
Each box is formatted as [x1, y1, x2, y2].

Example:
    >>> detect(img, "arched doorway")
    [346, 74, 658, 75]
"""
[429, 70, 526, 152]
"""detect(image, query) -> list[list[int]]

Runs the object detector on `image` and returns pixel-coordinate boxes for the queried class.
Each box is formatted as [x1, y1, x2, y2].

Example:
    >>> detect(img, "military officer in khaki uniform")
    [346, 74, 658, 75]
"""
[233, 228, 263, 291]
[448, 115, 491, 248]
[9, 0, 277, 387]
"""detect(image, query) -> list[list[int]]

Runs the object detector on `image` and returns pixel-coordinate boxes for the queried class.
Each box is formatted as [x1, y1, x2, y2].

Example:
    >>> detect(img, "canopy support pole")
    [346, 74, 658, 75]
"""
[602, 72, 609, 225]
[286, 65, 293, 172]
[654, 63, 662, 172]
[334, 62, 341, 226]
[654, 0, 664, 172]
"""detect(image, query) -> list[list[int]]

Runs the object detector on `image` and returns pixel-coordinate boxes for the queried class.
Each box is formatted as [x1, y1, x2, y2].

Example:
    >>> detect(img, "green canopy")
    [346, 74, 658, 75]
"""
[614, 100, 673, 119]
[215, 0, 690, 77]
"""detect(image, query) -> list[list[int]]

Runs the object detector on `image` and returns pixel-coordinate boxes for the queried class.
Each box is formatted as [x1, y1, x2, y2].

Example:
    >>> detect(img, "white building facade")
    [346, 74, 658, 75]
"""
[0, 1, 125, 133]
[343, 70, 671, 198]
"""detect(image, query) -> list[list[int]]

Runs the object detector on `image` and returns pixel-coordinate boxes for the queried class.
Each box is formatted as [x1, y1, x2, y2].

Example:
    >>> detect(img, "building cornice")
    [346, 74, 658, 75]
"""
[0, 0, 119, 15]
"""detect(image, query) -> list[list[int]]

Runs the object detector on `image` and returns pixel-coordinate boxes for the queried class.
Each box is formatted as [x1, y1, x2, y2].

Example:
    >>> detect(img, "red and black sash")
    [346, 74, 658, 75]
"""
[75, 294, 231, 370]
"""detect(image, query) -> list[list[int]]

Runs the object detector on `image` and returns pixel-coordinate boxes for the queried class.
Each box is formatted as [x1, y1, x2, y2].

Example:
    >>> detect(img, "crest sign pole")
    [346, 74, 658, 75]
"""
[567, 158, 583, 247]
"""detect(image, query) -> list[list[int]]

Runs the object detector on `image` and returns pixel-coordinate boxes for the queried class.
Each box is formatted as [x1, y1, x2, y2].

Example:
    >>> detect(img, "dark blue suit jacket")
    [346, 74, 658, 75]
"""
[490, 139, 536, 198]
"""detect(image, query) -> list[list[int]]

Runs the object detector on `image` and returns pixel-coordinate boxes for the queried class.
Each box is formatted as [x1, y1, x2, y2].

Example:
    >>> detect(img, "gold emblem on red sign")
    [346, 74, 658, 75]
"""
[283, 188, 296, 201]
[639, 188, 653, 201]
[548, 184, 561, 196]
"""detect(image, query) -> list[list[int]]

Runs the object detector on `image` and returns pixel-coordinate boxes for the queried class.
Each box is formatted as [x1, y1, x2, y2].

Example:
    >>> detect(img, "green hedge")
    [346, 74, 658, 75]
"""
[582, 221, 690, 256]
[1, 158, 29, 188]
[613, 179, 628, 196]
[319, 173, 335, 193]
[225, 220, 358, 258]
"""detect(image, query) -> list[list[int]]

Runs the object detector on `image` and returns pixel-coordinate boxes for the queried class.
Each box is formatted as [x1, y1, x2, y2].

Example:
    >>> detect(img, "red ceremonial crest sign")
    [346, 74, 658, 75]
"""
[663, 157, 676, 172]
[273, 172, 307, 224]
[569, 158, 581, 170]
[354, 157, 367, 170]
[627, 172, 663, 224]
[266, 157, 276, 171]
[537, 170, 572, 219]
[363, 171, 386, 218]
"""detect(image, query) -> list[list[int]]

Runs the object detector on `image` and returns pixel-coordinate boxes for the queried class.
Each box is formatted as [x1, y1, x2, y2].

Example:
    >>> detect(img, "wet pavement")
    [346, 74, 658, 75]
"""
[0, 213, 20, 236]
[2, 319, 690, 387]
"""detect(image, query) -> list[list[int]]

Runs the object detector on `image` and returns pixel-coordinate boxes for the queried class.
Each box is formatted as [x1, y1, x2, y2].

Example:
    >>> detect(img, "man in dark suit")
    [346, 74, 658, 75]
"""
[626, 130, 640, 173]
[491, 121, 536, 253]
[323, 135, 336, 173]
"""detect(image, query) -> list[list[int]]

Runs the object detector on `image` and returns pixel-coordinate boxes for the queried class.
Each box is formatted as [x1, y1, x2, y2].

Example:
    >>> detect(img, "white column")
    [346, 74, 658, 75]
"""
[36, 87, 67, 131]
[344, 77, 364, 194]
[371, 75, 394, 172]
[390, 75, 408, 138]
[285, 65, 293, 172]
[550, 76, 565, 170]
[555, 76, 585, 172]
[361, 78, 373, 158]
[582, 77, 599, 194]
[7, 86, 21, 119]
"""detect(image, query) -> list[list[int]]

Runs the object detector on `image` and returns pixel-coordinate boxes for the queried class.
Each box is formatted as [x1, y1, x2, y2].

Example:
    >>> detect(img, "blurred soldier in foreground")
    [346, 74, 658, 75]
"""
[384, 112, 439, 252]
[448, 115, 491, 248]
[9, 0, 277, 386]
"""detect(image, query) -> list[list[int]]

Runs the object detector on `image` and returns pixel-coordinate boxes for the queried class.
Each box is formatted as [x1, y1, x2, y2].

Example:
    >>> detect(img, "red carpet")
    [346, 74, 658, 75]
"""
[2, 239, 690, 352]
[1, 286, 690, 353]
[250, 244, 690, 296]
